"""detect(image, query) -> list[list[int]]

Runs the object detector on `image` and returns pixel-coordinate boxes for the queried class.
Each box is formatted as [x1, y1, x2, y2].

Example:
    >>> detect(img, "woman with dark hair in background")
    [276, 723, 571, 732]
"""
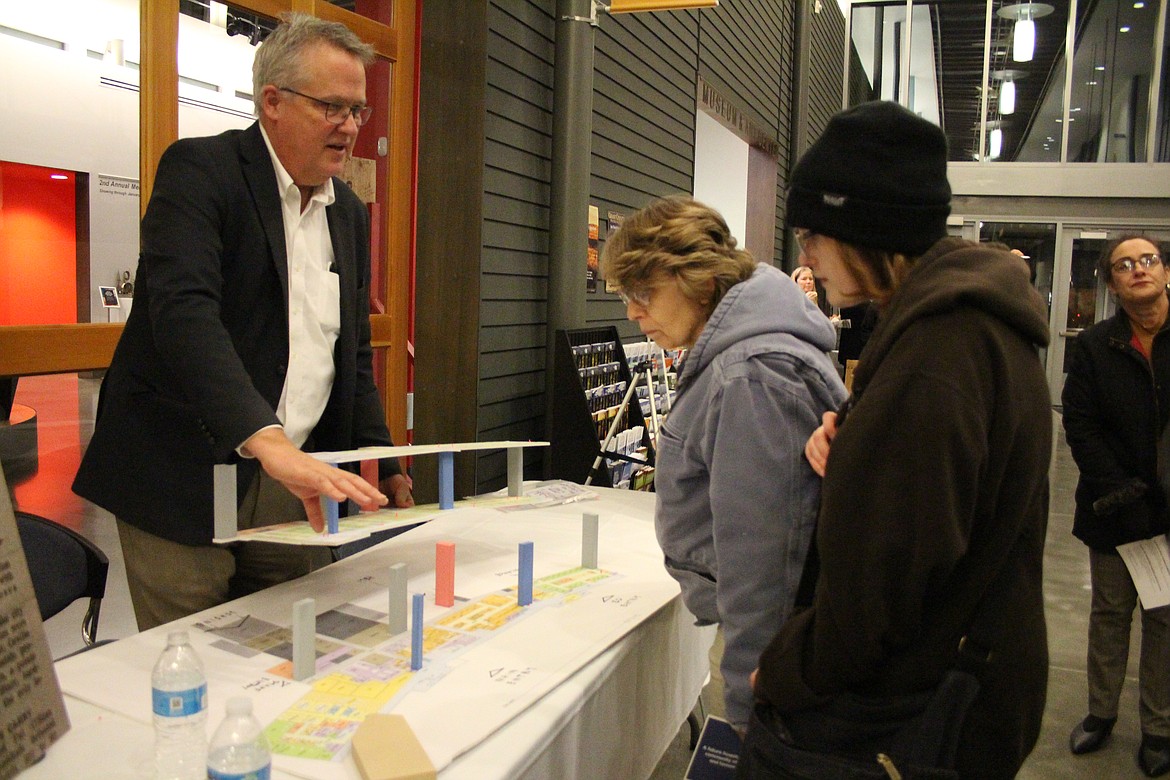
[1062, 234, 1170, 777]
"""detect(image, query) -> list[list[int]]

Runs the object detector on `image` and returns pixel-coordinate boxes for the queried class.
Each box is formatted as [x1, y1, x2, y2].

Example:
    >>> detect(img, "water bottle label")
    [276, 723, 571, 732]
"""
[151, 683, 207, 717]
[207, 767, 270, 780]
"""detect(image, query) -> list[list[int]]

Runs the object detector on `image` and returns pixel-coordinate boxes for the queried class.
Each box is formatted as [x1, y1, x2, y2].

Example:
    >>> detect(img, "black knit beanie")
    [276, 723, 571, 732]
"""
[787, 101, 951, 257]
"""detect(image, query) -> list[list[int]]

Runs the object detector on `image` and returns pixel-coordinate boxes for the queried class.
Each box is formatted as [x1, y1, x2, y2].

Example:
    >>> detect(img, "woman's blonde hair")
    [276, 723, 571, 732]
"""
[601, 195, 757, 317]
[791, 265, 813, 282]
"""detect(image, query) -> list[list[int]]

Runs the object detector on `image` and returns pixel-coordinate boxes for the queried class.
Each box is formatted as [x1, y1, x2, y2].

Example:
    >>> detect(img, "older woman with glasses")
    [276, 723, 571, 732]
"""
[601, 195, 846, 732]
[740, 102, 1052, 779]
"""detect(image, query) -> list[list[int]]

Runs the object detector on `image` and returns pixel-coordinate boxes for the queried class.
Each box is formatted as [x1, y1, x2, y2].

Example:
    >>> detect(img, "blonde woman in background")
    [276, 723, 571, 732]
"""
[791, 265, 817, 303]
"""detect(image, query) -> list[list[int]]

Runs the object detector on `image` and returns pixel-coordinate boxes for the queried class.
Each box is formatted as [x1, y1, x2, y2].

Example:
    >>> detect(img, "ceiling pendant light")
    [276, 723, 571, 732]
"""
[997, 3, 1054, 64]
[1014, 15, 1035, 62]
[1000, 77, 1016, 114]
[992, 69, 1026, 116]
[990, 127, 1004, 159]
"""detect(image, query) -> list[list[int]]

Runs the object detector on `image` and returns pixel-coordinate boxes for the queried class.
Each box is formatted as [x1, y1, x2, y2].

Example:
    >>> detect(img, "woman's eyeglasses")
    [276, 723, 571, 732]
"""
[617, 285, 654, 307]
[1111, 253, 1163, 275]
[794, 228, 817, 253]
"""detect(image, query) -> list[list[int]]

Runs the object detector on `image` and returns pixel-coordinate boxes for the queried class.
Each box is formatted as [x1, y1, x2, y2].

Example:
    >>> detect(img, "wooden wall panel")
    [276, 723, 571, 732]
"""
[414, 0, 489, 501]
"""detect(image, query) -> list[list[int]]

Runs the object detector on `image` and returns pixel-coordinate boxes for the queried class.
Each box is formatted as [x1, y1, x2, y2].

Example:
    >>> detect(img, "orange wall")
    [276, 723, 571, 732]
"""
[0, 161, 77, 325]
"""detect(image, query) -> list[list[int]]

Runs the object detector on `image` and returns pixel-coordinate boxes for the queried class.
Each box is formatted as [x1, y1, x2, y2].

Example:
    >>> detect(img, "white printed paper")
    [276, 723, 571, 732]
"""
[1117, 534, 1170, 610]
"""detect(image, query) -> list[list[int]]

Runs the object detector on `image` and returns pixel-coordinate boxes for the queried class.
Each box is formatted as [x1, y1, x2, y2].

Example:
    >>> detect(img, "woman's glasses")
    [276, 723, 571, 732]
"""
[617, 285, 654, 307]
[1111, 253, 1163, 275]
[794, 228, 817, 253]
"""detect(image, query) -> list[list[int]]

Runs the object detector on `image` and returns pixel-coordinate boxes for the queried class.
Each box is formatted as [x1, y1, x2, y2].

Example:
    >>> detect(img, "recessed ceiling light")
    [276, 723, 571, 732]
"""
[1134, 1, 1145, 8]
[1120, 25, 1131, 32]
[1095, 65, 1106, 71]
[50, 174, 68, 180]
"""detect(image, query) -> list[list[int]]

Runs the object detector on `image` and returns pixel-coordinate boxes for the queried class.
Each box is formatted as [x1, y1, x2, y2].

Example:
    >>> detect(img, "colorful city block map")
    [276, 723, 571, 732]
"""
[196, 566, 614, 762]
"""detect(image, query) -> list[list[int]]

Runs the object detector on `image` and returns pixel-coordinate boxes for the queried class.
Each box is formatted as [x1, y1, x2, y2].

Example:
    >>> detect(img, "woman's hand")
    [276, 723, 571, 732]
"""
[804, 410, 838, 477]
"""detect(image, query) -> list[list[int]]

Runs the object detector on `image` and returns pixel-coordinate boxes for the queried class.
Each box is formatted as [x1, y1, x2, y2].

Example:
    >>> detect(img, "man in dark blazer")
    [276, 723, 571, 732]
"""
[73, 13, 412, 630]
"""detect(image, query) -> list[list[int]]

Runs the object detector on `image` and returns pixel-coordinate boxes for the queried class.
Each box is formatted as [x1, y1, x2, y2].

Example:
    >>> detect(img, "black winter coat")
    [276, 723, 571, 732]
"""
[755, 238, 1052, 780]
[1061, 297, 1170, 552]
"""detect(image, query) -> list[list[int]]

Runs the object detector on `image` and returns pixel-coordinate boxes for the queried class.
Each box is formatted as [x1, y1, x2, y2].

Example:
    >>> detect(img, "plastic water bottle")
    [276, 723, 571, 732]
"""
[206, 697, 272, 780]
[151, 630, 208, 780]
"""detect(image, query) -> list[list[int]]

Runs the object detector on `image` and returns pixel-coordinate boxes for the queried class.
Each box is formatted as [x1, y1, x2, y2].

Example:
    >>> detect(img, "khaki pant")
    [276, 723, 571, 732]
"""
[1087, 548, 1170, 737]
[118, 469, 333, 631]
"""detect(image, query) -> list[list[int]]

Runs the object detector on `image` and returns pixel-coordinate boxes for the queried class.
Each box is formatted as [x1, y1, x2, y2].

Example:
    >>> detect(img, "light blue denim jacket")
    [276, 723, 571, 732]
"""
[653, 262, 847, 727]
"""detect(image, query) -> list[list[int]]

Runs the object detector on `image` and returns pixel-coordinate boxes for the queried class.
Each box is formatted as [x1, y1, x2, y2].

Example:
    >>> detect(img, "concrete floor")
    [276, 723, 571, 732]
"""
[7, 375, 1153, 778]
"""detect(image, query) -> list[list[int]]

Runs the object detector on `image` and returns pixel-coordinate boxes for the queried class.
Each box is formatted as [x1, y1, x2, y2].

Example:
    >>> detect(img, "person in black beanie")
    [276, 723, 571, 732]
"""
[738, 101, 1053, 779]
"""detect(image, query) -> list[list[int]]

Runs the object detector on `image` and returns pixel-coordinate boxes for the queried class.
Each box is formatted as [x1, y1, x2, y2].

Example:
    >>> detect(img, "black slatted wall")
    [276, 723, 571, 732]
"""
[476, 2, 556, 488]
[469, 0, 801, 493]
[587, 10, 701, 341]
[804, 3, 848, 149]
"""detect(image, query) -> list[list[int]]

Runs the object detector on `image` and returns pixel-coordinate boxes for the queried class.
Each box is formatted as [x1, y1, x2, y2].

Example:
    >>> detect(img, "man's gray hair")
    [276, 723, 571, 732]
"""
[252, 12, 375, 113]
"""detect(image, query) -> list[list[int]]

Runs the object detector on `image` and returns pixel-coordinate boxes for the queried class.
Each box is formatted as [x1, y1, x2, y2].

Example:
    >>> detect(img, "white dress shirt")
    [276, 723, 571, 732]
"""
[258, 124, 341, 449]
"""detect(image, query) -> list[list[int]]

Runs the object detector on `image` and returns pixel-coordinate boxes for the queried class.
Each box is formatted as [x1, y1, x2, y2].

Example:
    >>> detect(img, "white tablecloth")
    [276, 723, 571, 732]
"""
[23, 487, 714, 779]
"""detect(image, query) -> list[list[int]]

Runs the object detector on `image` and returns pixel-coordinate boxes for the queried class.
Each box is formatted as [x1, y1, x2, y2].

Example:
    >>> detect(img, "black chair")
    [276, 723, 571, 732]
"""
[15, 511, 109, 646]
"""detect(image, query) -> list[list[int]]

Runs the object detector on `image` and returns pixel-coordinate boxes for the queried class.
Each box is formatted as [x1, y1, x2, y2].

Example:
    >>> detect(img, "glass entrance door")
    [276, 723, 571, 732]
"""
[1048, 227, 1170, 402]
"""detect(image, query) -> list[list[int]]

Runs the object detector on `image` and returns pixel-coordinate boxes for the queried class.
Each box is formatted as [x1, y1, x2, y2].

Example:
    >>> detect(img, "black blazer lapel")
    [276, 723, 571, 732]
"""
[239, 123, 290, 306]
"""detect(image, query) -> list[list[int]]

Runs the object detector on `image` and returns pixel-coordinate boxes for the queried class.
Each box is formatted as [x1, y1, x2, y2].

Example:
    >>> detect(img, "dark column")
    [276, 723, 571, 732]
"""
[545, 0, 596, 469]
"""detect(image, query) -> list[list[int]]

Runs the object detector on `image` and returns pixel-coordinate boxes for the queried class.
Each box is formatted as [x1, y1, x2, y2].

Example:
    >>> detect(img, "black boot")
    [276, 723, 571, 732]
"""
[1139, 734, 1170, 777]
[1069, 715, 1116, 755]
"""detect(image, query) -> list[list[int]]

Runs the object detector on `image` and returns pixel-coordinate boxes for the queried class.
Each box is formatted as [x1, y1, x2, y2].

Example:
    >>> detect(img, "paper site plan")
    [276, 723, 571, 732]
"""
[193, 566, 615, 762]
[53, 496, 686, 779]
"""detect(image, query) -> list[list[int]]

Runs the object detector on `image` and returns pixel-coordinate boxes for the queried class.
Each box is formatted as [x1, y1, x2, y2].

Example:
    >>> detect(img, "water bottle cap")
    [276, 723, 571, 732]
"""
[226, 697, 252, 716]
[167, 630, 189, 646]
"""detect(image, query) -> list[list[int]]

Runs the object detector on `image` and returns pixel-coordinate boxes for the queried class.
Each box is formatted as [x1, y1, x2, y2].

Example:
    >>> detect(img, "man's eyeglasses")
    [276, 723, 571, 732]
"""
[794, 228, 817, 253]
[279, 87, 373, 127]
[1111, 253, 1163, 275]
